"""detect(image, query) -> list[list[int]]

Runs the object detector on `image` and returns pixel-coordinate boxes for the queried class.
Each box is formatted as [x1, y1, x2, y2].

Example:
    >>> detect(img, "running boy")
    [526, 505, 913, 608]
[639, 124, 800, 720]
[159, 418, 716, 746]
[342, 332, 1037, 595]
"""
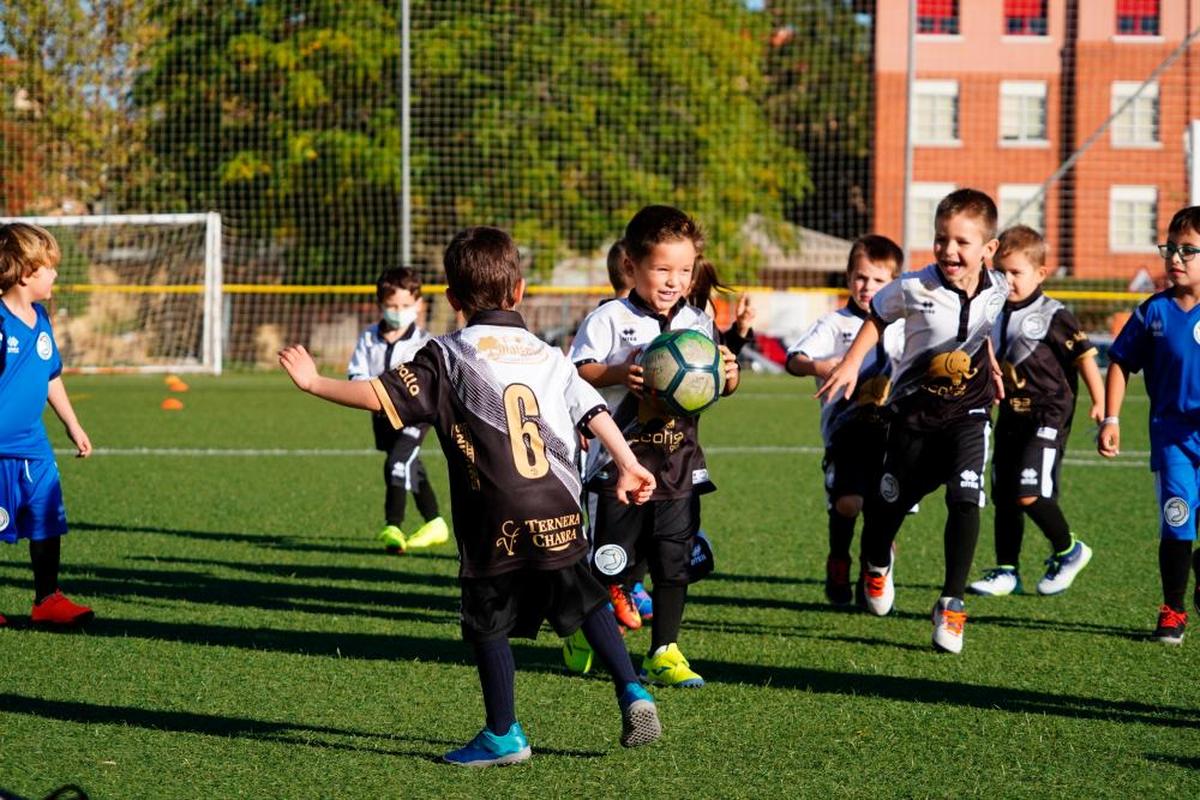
[819, 188, 1008, 654]
[280, 226, 662, 765]
[969, 226, 1102, 597]
[570, 205, 740, 688]
[0, 223, 94, 627]
[788, 234, 904, 606]
[348, 267, 447, 554]
[1100, 205, 1200, 644]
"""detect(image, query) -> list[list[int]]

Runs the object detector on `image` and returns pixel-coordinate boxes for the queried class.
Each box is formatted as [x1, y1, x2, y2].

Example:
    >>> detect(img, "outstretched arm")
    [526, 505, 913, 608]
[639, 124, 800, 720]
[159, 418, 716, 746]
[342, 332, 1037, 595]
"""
[1098, 362, 1128, 458]
[816, 317, 883, 402]
[1079, 353, 1105, 425]
[47, 376, 91, 457]
[280, 345, 381, 412]
[587, 411, 655, 505]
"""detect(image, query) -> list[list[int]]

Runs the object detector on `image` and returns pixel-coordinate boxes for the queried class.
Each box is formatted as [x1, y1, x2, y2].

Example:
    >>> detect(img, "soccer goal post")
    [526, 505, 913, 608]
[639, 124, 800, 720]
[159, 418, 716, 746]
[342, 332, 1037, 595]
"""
[0, 213, 223, 375]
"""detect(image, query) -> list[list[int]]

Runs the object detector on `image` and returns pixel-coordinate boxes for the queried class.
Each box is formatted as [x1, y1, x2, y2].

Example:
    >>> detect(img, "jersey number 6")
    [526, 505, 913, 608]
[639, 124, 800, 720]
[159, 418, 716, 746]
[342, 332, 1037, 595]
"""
[503, 383, 549, 479]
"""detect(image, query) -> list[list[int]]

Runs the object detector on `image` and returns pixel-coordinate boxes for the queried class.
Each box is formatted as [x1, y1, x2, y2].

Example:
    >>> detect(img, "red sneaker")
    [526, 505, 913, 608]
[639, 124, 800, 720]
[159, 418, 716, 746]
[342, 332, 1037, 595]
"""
[0, 612, 7, 626]
[608, 584, 642, 631]
[31, 591, 94, 626]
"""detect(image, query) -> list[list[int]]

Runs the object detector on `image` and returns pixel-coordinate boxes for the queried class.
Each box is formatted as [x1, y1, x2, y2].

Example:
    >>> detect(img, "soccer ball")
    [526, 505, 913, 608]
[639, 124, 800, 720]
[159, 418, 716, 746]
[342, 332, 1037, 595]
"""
[637, 329, 725, 417]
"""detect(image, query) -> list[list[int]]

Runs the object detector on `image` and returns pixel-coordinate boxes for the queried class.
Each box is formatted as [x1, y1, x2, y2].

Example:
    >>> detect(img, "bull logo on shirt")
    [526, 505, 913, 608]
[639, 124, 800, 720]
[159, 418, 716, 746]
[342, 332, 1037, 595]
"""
[855, 375, 891, 407]
[923, 350, 976, 397]
[1000, 361, 1026, 391]
[496, 520, 522, 557]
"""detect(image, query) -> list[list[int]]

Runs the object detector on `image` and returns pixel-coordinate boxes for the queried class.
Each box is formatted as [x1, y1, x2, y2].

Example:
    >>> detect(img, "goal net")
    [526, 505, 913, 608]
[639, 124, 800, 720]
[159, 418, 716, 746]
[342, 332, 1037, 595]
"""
[0, 213, 222, 374]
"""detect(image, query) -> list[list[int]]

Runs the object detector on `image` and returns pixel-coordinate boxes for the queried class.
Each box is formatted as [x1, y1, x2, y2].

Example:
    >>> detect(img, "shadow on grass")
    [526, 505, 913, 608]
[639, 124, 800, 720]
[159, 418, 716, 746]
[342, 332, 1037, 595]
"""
[124, 555, 459, 589]
[1145, 753, 1200, 770]
[0, 693, 604, 761]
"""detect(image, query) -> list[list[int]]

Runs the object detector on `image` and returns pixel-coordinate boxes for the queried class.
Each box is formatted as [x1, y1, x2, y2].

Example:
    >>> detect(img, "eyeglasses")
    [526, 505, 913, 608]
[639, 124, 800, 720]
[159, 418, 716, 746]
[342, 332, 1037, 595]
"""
[1158, 243, 1200, 262]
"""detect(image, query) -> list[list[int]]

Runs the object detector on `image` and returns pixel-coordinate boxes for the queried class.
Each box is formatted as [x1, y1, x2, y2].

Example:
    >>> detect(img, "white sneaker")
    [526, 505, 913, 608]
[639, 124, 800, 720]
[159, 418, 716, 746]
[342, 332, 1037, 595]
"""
[862, 549, 895, 616]
[1036, 541, 1092, 595]
[968, 566, 1022, 596]
[932, 596, 967, 654]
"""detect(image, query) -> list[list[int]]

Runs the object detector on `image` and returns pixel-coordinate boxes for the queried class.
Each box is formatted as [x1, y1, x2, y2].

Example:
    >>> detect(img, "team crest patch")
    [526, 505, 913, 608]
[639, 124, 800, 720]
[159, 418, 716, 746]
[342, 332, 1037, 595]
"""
[36, 331, 52, 360]
[1164, 497, 1190, 528]
[984, 293, 1005, 323]
[1020, 312, 1050, 341]
[0, 506, 8, 532]
[594, 544, 628, 576]
[1193, 320, 1200, 345]
[879, 473, 899, 503]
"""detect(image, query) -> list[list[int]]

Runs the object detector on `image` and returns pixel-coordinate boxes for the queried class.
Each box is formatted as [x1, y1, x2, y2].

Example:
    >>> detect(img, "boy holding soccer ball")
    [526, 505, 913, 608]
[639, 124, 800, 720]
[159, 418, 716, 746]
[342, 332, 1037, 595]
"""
[819, 189, 1009, 654]
[788, 234, 904, 607]
[281, 226, 662, 765]
[0, 223, 95, 627]
[1101, 206, 1200, 644]
[569, 205, 739, 688]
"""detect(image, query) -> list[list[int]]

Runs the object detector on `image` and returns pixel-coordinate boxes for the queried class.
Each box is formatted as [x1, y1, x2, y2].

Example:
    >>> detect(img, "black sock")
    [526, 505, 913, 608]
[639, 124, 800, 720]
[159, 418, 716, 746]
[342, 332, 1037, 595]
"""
[472, 637, 516, 734]
[828, 510, 855, 560]
[861, 504, 905, 569]
[580, 606, 639, 689]
[411, 459, 440, 521]
[943, 502, 980, 599]
[1193, 548, 1200, 590]
[30, 537, 61, 603]
[1160, 539, 1192, 611]
[993, 501, 1025, 566]
[384, 484, 407, 528]
[650, 584, 687, 653]
[1024, 497, 1073, 554]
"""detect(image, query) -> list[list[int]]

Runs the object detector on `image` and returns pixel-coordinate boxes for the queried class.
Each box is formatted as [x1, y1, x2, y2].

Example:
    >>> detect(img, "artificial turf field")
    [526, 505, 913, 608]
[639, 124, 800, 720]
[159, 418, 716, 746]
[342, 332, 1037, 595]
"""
[1, 371, 1198, 799]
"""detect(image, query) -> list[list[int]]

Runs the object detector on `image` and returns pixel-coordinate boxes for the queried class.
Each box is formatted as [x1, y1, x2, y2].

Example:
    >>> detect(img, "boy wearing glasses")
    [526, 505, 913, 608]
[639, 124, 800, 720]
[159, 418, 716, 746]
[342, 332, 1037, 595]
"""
[968, 226, 1103, 598]
[1101, 206, 1200, 644]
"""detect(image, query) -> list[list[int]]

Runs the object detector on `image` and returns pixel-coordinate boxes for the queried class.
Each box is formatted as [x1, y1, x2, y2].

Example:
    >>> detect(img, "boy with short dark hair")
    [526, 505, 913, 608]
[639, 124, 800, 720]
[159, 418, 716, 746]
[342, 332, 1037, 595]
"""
[1101, 205, 1200, 644]
[820, 188, 1009, 654]
[280, 225, 662, 765]
[348, 267, 446, 553]
[0, 222, 95, 627]
[788, 234, 904, 606]
[969, 225, 1102, 597]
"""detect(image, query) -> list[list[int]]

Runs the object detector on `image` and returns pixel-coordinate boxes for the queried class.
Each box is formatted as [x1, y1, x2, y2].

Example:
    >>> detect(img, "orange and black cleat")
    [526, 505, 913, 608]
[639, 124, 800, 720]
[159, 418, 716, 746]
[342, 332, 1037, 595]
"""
[608, 584, 643, 631]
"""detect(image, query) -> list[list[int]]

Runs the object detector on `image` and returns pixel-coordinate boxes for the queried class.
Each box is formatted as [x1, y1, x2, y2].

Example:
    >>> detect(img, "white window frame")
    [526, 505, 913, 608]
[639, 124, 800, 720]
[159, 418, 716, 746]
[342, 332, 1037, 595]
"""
[908, 182, 958, 248]
[1111, 80, 1160, 148]
[1109, 185, 1158, 253]
[912, 80, 961, 147]
[999, 81, 1049, 147]
[999, 184, 1046, 232]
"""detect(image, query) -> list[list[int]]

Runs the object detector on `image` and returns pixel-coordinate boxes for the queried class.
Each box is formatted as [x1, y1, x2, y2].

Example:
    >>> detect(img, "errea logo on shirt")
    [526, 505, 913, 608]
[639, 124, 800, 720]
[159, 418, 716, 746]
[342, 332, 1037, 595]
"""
[6, 335, 18, 354]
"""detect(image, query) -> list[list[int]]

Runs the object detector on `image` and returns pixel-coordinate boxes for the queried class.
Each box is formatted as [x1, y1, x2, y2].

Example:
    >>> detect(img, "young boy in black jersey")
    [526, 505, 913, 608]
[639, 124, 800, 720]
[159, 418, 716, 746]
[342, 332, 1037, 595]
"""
[969, 226, 1102, 598]
[279, 226, 662, 766]
[570, 205, 740, 688]
[819, 188, 1008, 654]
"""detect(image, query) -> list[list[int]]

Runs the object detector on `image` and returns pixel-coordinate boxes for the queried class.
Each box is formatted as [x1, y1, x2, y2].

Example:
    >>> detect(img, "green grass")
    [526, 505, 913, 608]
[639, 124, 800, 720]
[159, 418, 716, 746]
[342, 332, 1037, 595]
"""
[2, 372, 1199, 799]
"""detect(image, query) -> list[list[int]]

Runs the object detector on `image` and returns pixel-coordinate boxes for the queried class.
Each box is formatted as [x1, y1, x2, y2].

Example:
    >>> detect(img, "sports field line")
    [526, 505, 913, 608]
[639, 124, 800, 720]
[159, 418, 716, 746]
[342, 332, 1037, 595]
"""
[58, 445, 1149, 467]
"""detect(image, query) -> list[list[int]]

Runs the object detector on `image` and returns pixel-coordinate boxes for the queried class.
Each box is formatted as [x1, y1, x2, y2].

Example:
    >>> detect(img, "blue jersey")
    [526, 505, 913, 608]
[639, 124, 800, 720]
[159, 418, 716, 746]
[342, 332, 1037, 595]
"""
[1108, 291, 1200, 471]
[0, 301, 62, 459]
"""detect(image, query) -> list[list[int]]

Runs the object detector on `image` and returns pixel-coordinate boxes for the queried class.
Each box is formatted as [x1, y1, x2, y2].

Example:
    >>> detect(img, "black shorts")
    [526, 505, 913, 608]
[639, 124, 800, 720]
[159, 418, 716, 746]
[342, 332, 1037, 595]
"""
[876, 415, 992, 509]
[591, 495, 696, 586]
[992, 417, 1067, 503]
[459, 558, 607, 643]
[823, 420, 888, 505]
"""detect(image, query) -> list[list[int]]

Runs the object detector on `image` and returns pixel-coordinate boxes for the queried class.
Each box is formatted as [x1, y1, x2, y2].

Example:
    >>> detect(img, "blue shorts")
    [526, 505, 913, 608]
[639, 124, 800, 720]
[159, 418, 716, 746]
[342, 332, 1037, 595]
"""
[1154, 444, 1200, 541]
[0, 457, 68, 544]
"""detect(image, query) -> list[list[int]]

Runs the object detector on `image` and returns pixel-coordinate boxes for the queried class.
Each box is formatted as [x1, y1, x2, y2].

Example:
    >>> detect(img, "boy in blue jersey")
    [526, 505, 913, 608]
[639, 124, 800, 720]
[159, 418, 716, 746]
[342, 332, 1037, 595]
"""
[1101, 205, 1200, 644]
[0, 223, 94, 627]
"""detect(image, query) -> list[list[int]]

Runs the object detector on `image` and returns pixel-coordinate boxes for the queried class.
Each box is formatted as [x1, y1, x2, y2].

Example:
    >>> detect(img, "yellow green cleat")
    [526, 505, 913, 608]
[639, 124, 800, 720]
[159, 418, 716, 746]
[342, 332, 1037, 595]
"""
[639, 643, 704, 688]
[376, 525, 407, 554]
[406, 517, 450, 549]
[562, 628, 594, 674]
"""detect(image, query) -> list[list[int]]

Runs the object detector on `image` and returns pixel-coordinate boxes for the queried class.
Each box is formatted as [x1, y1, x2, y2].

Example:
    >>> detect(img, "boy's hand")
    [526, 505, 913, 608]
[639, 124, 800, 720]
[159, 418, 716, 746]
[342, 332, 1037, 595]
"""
[991, 359, 1005, 402]
[614, 460, 656, 505]
[719, 345, 739, 389]
[816, 360, 859, 402]
[623, 349, 645, 395]
[813, 358, 842, 381]
[734, 293, 756, 337]
[1098, 420, 1120, 458]
[67, 424, 92, 458]
[279, 345, 319, 392]
[1088, 402, 1104, 425]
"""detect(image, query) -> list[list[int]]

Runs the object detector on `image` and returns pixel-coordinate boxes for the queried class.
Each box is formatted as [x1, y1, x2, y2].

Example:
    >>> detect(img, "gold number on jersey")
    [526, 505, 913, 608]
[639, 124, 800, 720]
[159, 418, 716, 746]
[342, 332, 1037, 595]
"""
[503, 383, 549, 479]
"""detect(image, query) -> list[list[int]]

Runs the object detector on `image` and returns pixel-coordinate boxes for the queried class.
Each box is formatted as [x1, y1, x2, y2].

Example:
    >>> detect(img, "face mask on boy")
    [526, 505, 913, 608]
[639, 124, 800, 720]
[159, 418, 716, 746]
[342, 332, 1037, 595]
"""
[383, 307, 418, 330]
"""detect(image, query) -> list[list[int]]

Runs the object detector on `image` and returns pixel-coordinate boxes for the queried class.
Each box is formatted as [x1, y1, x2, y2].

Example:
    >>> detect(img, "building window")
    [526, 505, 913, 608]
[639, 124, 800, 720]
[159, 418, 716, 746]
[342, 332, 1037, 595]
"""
[1116, 0, 1160, 35]
[913, 80, 959, 145]
[999, 184, 1046, 232]
[1110, 186, 1158, 252]
[1111, 81, 1159, 146]
[1005, 0, 1048, 35]
[999, 81, 1048, 144]
[917, 0, 958, 35]
[908, 183, 957, 247]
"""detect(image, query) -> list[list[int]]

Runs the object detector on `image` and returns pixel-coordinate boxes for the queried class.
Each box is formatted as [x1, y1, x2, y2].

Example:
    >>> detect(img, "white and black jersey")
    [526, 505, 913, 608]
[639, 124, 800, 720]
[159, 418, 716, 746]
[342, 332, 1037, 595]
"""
[370, 310, 607, 579]
[569, 291, 716, 500]
[995, 289, 1097, 430]
[347, 322, 431, 380]
[788, 303, 906, 445]
[870, 264, 1009, 431]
